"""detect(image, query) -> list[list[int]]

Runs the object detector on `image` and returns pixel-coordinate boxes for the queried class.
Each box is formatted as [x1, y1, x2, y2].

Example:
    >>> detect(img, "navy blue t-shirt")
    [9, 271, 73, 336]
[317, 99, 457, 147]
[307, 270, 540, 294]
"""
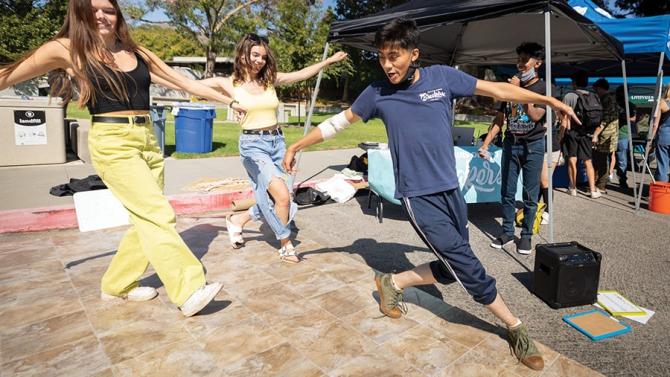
[351, 65, 477, 198]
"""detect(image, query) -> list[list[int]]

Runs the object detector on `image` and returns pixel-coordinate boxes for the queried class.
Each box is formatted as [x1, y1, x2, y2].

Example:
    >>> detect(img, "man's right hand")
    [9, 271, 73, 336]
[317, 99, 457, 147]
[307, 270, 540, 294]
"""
[478, 145, 490, 159]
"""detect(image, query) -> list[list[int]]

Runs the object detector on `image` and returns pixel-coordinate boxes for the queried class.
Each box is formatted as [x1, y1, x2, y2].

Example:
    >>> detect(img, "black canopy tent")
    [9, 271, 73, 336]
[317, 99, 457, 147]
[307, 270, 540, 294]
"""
[297, 0, 625, 242]
[327, 0, 623, 65]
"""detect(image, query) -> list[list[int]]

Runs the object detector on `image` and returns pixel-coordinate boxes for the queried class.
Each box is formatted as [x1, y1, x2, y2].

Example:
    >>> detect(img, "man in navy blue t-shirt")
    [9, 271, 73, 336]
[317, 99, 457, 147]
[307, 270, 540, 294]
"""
[283, 18, 578, 372]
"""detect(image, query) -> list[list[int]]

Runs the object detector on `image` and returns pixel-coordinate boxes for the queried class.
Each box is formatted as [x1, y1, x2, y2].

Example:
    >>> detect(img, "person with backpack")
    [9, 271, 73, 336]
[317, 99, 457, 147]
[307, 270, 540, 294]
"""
[561, 70, 602, 199]
[592, 78, 619, 193]
[479, 42, 548, 255]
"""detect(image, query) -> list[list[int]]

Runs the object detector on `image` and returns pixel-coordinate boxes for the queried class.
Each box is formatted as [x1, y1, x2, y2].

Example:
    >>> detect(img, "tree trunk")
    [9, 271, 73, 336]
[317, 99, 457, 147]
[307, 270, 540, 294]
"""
[341, 75, 350, 102]
[205, 47, 216, 78]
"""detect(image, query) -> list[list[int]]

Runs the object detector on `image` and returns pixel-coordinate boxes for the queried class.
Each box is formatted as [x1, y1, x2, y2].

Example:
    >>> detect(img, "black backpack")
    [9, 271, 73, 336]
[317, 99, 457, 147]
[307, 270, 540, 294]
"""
[573, 91, 603, 135]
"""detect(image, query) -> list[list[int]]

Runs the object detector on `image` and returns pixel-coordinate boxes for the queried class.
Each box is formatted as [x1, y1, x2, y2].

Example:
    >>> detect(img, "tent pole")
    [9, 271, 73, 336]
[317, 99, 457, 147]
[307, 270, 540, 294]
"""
[621, 61, 638, 211]
[292, 42, 330, 190]
[635, 52, 665, 211]
[544, 9, 554, 242]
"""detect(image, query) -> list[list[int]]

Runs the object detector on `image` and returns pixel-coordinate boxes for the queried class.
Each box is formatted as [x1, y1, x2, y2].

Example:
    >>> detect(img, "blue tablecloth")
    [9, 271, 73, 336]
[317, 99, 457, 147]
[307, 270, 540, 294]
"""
[369, 146, 522, 204]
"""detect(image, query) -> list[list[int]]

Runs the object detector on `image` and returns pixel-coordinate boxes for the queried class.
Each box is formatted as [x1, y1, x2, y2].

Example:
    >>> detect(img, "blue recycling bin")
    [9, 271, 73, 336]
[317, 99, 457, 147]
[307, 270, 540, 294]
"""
[150, 105, 167, 155]
[174, 106, 216, 153]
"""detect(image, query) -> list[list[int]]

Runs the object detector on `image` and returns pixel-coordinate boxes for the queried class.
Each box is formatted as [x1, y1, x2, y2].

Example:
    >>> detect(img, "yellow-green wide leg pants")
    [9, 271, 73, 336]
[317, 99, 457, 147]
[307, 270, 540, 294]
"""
[88, 117, 206, 306]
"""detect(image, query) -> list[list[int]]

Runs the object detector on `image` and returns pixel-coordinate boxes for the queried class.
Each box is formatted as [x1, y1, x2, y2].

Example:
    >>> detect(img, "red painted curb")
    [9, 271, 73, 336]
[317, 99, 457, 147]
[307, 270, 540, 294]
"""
[0, 180, 322, 234]
[0, 189, 253, 234]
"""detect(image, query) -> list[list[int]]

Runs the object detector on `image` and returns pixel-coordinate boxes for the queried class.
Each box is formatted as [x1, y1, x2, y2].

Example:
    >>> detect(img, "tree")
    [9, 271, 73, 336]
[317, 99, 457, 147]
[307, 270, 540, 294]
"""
[126, 0, 269, 78]
[130, 25, 204, 60]
[0, 0, 68, 63]
[334, 0, 405, 101]
[614, 0, 668, 17]
[269, 0, 352, 117]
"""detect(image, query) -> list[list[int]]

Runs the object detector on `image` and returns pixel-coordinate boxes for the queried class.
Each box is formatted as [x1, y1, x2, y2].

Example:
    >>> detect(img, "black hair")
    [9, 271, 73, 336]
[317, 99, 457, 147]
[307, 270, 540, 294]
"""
[515, 42, 545, 60]
[593, 78, 609, 91]
[374, 17, 420, 50]
[571, 70, 589, 88]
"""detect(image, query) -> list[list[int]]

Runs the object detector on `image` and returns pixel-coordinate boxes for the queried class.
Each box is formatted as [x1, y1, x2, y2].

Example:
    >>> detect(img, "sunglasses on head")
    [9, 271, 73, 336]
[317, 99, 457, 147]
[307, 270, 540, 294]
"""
[246, 33, 268, 43]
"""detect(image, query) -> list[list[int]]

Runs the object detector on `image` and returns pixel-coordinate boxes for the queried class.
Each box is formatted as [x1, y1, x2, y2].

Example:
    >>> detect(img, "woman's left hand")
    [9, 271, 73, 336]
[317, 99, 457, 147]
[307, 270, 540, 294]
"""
[327, 51, 348, 65]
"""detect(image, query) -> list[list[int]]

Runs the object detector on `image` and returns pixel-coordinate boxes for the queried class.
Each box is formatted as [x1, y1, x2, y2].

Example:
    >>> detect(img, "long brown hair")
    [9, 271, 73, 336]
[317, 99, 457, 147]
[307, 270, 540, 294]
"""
[232, 33, 277, 89]
[1, 0, 143, 108]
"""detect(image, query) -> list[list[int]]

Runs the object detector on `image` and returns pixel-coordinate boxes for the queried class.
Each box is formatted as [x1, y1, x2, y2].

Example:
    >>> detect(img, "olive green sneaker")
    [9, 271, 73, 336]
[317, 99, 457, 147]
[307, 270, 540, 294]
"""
[374, 273, 407, 319]
[507, 323, 544, 371]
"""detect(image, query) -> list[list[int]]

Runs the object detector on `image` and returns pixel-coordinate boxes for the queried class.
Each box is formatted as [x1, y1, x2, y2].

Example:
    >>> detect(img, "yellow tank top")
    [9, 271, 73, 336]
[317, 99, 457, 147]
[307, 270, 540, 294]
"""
[233, 84, 280, 130]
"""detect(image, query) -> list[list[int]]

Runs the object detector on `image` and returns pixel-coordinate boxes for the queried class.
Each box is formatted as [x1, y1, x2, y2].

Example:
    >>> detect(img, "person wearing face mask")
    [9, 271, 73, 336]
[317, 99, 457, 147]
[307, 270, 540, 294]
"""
[479, 42, 548, 255]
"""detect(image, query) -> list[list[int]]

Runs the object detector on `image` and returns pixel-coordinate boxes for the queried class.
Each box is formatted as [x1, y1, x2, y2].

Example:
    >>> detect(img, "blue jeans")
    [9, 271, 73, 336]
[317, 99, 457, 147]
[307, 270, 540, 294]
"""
[501, 137, 545, 239]
[655, 144, 670, 183]
[616, 138, 629, 183]
[239, 133, 297, 240]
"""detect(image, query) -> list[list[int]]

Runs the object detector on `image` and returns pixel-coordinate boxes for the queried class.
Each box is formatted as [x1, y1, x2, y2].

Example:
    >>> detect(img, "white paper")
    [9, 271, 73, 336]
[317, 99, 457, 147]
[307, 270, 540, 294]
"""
[74, 189, 130, 232]
[597, 291, 645, 315]
[315, 176, 356, 203]
[594, 303, 655, 324]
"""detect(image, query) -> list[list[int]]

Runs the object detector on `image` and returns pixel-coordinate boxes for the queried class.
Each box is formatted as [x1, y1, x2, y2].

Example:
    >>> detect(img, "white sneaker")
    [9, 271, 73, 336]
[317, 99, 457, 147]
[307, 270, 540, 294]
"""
[101, 286, 158, 302]
[179, 283, 223, 317]
[591, 190, 602, 199]
[569, 188, 577, 197]
[541, 212, 549, 225]
[608, 174, 615, 182]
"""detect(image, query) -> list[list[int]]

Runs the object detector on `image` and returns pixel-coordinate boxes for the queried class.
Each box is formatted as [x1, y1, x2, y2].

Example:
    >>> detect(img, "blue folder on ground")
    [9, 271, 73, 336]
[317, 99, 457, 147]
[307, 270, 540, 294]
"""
[563, 309, 631, 341]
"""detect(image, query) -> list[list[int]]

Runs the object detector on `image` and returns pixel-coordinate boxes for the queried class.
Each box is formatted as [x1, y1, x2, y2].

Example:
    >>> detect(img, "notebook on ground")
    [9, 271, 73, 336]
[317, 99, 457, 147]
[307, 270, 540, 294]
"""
[563, 309, 631, 341]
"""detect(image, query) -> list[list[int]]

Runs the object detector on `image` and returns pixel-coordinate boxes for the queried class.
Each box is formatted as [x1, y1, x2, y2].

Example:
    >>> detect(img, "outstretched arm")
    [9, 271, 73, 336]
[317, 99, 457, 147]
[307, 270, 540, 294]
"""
[198, 76, 235, 97]
[140, 47, 245, 113]
[275, 51, 348, 86]
[475, 80, 578, 128]
[283, 108, 360, 173]
[0, 40, 70, 91]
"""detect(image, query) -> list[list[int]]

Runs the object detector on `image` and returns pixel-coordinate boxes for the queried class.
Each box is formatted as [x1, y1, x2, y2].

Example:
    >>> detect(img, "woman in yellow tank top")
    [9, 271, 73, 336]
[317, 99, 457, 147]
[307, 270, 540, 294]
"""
[203, 33, 346, 262]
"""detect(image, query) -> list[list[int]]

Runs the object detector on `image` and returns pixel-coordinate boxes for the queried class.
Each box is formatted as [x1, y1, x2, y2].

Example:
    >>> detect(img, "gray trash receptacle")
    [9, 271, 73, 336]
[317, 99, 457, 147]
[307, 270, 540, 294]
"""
[0, 96, 66, 166]
[150, 105, 167, 156]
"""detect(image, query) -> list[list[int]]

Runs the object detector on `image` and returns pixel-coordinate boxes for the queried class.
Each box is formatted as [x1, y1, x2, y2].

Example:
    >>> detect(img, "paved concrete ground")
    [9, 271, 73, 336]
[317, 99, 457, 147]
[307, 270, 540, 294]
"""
[0, 214, 601, 376]
[1, 150, 668, 376]
[295, 181, 669, 377]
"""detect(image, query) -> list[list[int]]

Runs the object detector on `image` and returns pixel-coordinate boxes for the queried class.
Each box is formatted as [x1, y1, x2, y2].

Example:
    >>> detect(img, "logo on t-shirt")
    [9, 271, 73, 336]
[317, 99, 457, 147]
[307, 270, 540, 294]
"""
[419, 88, 446, 102]
[507, 103, 536, 135]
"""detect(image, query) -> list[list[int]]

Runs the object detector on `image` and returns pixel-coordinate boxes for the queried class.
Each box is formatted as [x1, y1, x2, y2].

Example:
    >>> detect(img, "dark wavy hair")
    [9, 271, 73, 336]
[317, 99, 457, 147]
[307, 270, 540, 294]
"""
[374, 17, 420, 50]
[0, 0, 143, 108]
[516, 42, 545, 61]
[232, 33, 277, 88]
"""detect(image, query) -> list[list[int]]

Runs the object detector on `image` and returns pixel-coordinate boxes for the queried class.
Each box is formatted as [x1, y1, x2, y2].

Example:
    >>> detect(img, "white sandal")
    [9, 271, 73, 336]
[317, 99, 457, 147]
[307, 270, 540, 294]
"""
[226, 215, 244, 249]
[278, 243, 300, 263]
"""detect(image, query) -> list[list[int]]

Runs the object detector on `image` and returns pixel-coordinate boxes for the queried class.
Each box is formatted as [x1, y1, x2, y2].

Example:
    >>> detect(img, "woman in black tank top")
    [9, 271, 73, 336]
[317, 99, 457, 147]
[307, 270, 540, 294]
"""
[0, 0, 246, 317]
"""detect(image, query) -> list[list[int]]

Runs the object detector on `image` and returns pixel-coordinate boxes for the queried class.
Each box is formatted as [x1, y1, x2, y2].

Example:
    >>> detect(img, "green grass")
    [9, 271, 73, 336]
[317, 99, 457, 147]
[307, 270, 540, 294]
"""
[67, 103, 490, 158]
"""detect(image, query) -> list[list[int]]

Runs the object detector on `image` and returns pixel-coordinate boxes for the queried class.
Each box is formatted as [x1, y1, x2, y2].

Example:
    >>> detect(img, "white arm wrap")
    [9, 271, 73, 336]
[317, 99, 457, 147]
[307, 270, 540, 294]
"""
[317, 111, 351, 140]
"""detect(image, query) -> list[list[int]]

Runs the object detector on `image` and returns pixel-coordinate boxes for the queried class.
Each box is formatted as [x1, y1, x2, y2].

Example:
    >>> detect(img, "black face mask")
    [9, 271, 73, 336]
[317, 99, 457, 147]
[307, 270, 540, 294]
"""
[392, 61, 419, 89]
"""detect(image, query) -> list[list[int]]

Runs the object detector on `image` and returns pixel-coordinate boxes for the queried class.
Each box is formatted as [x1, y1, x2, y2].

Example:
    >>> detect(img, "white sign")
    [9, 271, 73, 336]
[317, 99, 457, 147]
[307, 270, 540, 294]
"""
[73, 189, 130, 232]
[14, 110, 47, 145]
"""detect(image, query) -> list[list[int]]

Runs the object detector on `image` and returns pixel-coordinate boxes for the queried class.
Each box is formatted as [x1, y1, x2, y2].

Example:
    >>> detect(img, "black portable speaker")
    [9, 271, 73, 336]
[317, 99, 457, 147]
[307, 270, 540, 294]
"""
[532, 242, 601, 309]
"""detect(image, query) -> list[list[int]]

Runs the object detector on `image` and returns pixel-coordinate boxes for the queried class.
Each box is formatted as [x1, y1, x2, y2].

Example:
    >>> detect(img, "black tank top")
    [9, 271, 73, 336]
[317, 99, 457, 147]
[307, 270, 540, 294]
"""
[86, 52, 151, 114]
